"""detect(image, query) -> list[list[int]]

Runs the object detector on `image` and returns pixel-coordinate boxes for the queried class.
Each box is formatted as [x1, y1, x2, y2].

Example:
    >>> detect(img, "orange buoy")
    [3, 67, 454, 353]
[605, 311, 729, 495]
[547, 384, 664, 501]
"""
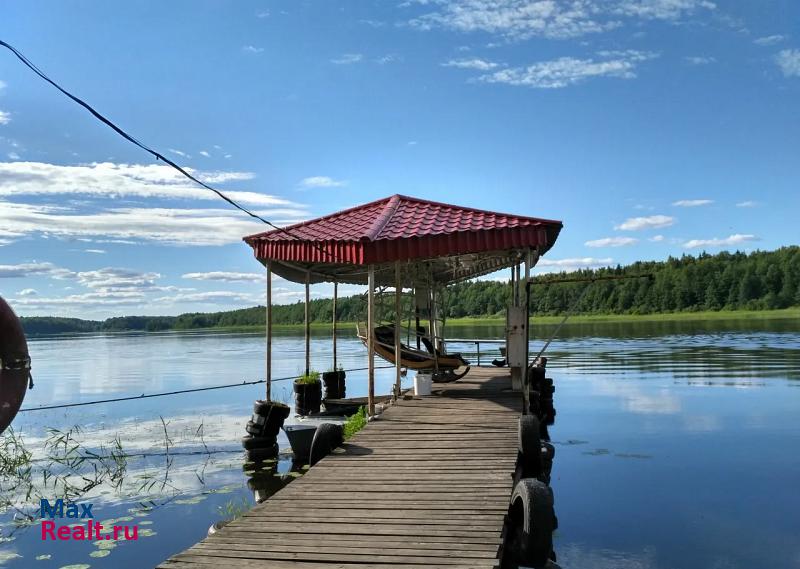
[0, 296, 31, 434]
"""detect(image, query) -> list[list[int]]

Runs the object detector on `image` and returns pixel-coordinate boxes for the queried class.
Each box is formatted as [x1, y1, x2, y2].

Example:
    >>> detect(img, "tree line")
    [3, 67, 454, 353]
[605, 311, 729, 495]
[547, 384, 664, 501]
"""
[18, 246, 800, 335]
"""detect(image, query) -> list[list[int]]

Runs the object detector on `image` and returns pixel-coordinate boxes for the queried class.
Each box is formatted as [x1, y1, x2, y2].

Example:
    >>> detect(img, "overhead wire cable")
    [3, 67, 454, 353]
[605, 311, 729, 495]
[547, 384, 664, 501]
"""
[0, 39, 338, 261]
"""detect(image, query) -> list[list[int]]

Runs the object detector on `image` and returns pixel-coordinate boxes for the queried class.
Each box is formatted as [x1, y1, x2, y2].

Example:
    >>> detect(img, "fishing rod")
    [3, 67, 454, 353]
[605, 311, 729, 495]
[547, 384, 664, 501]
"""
[526, 273, 654, 365]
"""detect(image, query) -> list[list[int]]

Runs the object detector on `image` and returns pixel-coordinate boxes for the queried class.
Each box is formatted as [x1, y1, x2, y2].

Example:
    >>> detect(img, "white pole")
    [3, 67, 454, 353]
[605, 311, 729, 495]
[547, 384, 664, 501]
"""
[266, 261, 272, 402]
[394, 262, 402, 399]
[367, 265, 375, 416]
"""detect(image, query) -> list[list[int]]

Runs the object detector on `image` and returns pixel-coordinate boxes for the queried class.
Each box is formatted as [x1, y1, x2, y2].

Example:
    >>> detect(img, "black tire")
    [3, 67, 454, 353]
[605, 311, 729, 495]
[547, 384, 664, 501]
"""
[509, 478, 555, 567]
[241, 435, 278, 450]
[541, 442, 555, 462]
[245, 420, 263, 436]
[518, 415, 542, 475]
[253, 400, 291, 419]
[309, 423, 344, 466]
[246, 444, 279, 463]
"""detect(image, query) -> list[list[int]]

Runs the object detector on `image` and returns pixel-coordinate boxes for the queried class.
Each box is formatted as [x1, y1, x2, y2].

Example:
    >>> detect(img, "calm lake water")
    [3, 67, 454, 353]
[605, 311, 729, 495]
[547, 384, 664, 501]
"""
[1, 319, 800, 568]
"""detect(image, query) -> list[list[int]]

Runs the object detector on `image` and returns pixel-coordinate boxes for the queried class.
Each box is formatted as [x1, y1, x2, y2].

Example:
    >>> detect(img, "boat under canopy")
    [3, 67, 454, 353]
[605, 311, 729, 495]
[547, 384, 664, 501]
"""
[243, 194, 563, 415]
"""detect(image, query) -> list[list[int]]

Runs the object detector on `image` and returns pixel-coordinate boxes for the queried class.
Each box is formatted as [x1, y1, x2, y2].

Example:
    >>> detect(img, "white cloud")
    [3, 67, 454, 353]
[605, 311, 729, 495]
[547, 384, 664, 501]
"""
[612, 0, 715, 20]
[84, 249, 106, 254]
[182, 271, 265, 283]
[753, 35, 785, 46]
[154, 291, 258, 304]
[299, 176, 346, 188]
[168, 148, 189, 158]
[7, 152, 19, 160]
[683, 234, 758, 249]
[736, 200, 757, 207]
[76, 267, 161, 291]
[585, 236, 638, 247]
[615, 214, 675, 231]
[331, 53, 363, 65]
[649, 235, 665, 242]
[0, 162, 291, 207]
[0, 201, 301, 246]
[0, 262, 74, 279]
[672, 199, 713, 207]
[684, 56, 715, 65]
[536, 257, 614, 273]
[256, 11, 270, 18]
[478, 51, 657, 88]
[18, 288, 37, 296]
[199, 150, 210, 157]
[0, 80, 6, 90]
[442, 58, 500, 70]
[0, 110, 10, 125]
[775, 49, 800, 77]
[242, 45, 264, 54]
[376, 54, 401, 65]
[407, 141, 418, 146]
[407, 0, 714, 40]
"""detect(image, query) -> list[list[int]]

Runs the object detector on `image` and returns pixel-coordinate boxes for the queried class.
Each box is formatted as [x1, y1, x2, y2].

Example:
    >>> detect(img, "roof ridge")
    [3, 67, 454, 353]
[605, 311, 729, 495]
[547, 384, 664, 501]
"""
[365, 194, 402, 241]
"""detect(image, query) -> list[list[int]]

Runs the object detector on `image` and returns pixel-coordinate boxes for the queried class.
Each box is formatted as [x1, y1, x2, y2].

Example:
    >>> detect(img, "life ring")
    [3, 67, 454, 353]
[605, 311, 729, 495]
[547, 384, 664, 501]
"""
[0, 296, 31, 435]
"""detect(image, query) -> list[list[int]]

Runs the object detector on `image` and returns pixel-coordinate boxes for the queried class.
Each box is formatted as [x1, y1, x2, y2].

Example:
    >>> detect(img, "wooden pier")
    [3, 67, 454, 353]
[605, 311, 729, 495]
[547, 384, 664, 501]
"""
[158, 367, 522, 569]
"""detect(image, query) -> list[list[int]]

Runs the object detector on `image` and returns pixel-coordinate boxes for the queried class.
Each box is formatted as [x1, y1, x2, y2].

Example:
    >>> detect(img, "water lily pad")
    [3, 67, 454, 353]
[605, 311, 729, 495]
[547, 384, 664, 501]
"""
[0, 552, 22, 562]
[174, 495, 206, 505]
[138, 520, 153, 525]
[36, 554, 52, 561]
[58, 565, 91, 569]
[0, 536, 15, 542]
[93, 539, 117, 550]
[138, 528, 157, 537]
[90, 550, 111, 558]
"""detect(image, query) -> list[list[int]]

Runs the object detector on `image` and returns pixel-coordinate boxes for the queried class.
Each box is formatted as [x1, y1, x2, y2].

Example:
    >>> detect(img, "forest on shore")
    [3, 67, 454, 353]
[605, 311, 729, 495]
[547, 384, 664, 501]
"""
[19, 246, 800, 335]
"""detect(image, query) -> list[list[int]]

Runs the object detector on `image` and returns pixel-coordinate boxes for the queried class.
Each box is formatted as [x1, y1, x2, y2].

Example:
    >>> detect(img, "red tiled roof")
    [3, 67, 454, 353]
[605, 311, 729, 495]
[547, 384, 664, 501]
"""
[244, 194, 562, 265]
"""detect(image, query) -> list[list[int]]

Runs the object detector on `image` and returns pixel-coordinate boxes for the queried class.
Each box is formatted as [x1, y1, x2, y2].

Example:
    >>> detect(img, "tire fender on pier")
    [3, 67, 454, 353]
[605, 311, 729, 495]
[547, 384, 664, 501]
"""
[0, 296, 31, 435]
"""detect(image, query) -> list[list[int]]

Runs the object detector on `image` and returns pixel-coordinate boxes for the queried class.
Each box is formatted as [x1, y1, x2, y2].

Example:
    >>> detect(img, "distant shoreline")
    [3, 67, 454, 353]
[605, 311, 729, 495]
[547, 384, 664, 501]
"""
[21, 307, 800, 336]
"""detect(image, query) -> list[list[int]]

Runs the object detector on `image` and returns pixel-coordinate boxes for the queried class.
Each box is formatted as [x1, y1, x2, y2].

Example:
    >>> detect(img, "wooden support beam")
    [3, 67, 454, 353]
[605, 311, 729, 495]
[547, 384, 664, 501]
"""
[304, 271, 311, 376]
[367, 265, 375, 417]
[332, 280, 338, 371]
[394, 262, 402, 399]
[266, 261, 272, 402]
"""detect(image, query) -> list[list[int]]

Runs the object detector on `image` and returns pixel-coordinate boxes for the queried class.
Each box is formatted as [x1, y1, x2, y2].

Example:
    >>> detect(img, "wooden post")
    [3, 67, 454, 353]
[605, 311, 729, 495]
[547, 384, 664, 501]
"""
[430, 286, 439, 372]
[304, 271, 310, 376]
[332, 279, 338, 371]
[523, 250, 531, 367]
[394, 262, 402, 399]
[367, 265, 375, 417]
[266, 261, 272, 402]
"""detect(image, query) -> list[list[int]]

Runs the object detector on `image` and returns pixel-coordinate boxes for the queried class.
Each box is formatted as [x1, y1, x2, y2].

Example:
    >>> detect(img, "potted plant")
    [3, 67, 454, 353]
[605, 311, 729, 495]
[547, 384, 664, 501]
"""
[322, 364, 346, 400]
[293, 370, 322, 416]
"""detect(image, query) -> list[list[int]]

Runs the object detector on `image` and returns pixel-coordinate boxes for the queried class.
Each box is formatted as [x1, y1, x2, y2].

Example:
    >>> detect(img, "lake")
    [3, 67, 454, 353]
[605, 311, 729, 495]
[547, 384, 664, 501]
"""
[1, 319, 799, 568]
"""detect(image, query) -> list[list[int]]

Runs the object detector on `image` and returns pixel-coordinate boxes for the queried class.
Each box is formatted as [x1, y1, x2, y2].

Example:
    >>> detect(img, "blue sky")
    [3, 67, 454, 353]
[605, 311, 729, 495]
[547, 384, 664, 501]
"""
[0, 0, 798, 319]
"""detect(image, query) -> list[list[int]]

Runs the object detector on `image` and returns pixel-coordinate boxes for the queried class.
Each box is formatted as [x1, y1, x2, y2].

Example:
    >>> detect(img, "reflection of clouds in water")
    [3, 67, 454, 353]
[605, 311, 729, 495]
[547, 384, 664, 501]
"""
[3, 413, 254, 511]
[556, 543, 658, 568]
[591, 378, 682, 415]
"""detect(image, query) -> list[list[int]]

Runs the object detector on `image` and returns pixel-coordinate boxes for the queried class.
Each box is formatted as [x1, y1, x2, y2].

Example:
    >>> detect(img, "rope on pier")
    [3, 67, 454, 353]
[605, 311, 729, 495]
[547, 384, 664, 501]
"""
[17, 365, 394, 413]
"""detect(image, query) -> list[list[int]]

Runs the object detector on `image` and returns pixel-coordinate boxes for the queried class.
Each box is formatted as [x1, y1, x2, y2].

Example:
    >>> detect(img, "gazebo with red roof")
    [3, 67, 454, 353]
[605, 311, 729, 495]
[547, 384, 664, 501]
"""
[244, 194, 563, 415]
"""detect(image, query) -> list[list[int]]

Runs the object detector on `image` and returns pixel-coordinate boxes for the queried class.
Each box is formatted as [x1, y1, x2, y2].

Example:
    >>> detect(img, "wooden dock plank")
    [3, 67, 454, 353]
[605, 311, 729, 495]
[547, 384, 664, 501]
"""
[157, 367, 517, 569]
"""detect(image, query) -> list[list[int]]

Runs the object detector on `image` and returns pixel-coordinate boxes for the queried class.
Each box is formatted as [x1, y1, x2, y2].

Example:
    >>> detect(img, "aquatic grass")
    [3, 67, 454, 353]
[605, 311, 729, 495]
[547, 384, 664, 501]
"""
[217, 497, 251, 522]
[343, 406, 367, 440]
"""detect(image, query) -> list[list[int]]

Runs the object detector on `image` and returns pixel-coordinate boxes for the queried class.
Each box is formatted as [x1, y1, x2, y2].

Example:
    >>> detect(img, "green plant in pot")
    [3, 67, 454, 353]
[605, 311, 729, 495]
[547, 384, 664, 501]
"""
[322, 364, 346, 400]
[294, 370, 322, 416]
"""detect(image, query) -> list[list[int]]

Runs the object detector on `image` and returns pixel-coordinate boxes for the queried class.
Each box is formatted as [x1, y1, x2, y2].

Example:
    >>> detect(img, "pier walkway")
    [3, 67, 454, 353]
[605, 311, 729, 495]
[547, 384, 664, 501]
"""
[158, 367, 521, 569]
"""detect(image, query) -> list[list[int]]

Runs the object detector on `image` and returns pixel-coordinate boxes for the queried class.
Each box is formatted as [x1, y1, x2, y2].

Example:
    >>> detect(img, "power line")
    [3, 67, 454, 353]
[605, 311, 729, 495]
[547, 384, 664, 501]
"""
[0, 39, 337, 260]
[17, 365, 394, 412]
